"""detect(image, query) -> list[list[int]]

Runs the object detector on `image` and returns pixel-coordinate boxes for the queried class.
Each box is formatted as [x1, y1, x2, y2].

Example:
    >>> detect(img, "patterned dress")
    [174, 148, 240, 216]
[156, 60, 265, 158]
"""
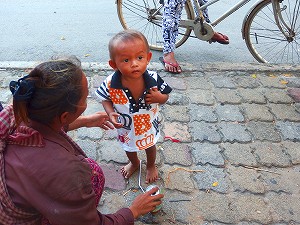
[95, 70, 172, 152]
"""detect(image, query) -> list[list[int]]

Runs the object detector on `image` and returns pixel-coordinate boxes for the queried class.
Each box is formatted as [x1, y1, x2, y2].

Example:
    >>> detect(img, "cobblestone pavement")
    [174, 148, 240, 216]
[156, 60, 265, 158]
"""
[1, 62, 300, 225]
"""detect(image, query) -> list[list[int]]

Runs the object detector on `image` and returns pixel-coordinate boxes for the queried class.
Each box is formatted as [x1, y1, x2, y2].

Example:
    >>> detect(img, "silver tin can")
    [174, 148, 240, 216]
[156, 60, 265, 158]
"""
[145, 184, 162, 213]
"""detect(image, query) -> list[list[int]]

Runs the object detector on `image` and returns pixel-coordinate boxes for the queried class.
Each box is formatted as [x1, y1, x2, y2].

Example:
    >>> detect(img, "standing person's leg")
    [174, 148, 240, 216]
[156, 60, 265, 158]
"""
[121, 151, 140, 179]
[145, 145, 158, 184]
[161, 0, 186, 74]
[197, 0, 229, 44]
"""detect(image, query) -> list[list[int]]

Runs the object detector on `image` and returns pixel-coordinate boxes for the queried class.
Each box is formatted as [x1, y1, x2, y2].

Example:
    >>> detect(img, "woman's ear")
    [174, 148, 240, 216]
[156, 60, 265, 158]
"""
[109, 60, 117, 70]
[60, 111, 70, 125]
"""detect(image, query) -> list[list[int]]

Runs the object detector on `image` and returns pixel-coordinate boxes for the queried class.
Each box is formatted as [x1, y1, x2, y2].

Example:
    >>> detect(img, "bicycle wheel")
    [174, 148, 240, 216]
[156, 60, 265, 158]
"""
[244, 0, 300, 64]
[117, 0, 193, 51]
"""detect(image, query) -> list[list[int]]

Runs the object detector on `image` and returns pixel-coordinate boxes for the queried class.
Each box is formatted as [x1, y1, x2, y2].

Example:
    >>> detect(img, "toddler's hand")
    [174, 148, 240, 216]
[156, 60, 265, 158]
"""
[109, 112, 123, 128]
[145, 87, 161, 104]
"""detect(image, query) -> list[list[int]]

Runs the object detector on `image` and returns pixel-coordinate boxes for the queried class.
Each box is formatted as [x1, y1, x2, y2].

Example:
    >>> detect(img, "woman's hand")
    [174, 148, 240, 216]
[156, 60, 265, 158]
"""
[68, 112, 114, 131]
[85, 111, 115, 130]
[129, 186, 164, 219]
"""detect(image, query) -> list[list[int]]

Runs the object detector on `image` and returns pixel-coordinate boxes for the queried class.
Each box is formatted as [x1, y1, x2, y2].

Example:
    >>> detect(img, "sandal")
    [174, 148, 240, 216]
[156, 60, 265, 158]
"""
[159, 57, 182, 74]
[210, 32, 229, 45]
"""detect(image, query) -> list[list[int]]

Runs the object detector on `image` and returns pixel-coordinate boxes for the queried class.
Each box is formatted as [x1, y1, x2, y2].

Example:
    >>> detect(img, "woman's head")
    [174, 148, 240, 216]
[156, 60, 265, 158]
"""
[10, 56, 86, 126]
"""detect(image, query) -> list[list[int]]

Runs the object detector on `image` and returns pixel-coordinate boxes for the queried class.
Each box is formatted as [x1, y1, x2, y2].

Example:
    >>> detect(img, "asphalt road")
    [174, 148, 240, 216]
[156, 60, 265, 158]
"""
[0, 0, 258, 64]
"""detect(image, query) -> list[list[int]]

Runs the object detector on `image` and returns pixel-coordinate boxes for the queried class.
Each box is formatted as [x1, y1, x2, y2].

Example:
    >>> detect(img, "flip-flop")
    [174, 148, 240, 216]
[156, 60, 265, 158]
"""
[159, 57, 182, 74]
[209, 32, 229, 45]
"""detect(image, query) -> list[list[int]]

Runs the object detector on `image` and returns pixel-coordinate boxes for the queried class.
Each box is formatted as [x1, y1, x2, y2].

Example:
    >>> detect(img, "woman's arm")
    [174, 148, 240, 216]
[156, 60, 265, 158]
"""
[68, 111, 114, 131]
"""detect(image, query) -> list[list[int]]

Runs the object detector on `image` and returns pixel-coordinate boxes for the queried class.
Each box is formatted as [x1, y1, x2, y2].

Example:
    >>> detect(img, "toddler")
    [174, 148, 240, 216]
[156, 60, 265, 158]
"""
[95, 30, 172, 183]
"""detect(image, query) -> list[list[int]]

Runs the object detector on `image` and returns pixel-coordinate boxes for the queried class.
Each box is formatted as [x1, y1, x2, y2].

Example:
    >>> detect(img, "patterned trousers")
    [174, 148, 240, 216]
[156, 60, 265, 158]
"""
[162, 0, 209, 54]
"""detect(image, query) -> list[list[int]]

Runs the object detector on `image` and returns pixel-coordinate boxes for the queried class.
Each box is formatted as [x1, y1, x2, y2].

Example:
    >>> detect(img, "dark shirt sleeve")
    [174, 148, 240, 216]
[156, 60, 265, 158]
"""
[156, 74, 172, 94]
[98, 208, 134, 225]
[5, 145, 135, 225]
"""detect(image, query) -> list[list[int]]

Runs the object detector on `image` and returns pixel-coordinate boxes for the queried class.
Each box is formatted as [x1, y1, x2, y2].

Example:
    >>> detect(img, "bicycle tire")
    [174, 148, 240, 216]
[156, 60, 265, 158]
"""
[244, 0, 300, 64]
[117, 0, 193, 51]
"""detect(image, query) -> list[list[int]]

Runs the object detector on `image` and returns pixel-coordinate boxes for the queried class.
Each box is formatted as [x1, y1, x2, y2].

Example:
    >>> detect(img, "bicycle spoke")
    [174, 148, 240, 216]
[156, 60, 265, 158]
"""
[244, 0, 299, 63]
[117, 0, 192, 51]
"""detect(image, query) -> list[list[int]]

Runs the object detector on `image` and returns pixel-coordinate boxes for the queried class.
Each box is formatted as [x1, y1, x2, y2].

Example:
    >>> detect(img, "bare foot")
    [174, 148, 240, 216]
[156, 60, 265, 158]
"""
[120, 162, 139, 179]
[145, 165, 159, 184]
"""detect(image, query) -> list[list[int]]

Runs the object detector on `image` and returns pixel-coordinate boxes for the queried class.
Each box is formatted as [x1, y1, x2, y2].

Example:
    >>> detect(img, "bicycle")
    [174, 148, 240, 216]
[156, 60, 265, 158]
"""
[116, 0, 299, 64]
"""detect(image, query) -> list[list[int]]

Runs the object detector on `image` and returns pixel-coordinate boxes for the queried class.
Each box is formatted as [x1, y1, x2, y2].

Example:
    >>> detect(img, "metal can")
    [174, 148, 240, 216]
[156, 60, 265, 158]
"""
[145, 184, 162, 213]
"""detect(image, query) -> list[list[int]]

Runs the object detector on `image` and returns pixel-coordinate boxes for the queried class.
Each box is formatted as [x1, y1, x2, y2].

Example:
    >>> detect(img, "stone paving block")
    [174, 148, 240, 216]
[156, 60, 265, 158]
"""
[163, 77, 187, 90]
[227, 165, 265, 193]
[100, 163, 126, 190]
[97, 191, 128, 214]
[265, 192, 300, 222]
[190, 142, 224, 166]
[259, 74, 287, 88]
[214, 89, 242, 104]
[246, 121, 281, 142]
[284, 77, 300, 88]
[162, 104, 190, 122]
[167, 91, 190, 105]
[185, 76, 213, 90]
[1, 75, 16, 88]
[192, 192, 233, 223]
[219, 122, 252, 143]
[190, 121, 222, 143]
[163, 122, 191, 142]
[263, 89, 294, 104]
[283, 141, 300, 164]
[193, 165, 229, 193]
[98, 140, 127, 163]
[76, 139, 98, 160]
[231, 193, 272, 224]
[187, 89, 215, 105]
[241, 103, 274, 122]
[161, 191, 204, 224]
[221, 143, 258, 166]
[77, 127, 104, 140]
[210, 76, 236, 89]
[189, 104, 218, 122]
[288, 88, 300, 102]
[276, 121, 300, 141]
[238, 88, 267, 104]
[260, 166, 300, 194]
[251, 142, 291, 167]
[215, 104, 244, 122]
[269, 103, 300, 122]
[234, 75, 262, 88]
[160, 165, 196, 192]
[160, 142, 193, 166]
[90, 74, 106, 88]
[0, 90, 12, 103]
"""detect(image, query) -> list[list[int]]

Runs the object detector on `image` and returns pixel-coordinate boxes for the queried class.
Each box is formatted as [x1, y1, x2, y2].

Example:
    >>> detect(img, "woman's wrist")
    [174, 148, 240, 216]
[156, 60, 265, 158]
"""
[128, 206, 139, 219]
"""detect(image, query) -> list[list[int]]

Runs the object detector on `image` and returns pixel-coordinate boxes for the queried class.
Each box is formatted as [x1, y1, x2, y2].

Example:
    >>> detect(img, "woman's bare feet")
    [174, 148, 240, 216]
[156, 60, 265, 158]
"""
[121, 162, 139, 179]
[145, 165, 159, 184]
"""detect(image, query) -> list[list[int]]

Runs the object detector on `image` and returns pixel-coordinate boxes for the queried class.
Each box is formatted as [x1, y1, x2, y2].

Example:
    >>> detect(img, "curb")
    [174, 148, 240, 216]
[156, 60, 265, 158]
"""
[1, 61, 300, 73]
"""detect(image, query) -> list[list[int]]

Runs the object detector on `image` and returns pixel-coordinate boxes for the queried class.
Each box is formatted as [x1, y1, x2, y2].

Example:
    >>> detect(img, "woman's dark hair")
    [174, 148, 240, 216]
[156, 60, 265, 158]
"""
[12, 56, 83, 126]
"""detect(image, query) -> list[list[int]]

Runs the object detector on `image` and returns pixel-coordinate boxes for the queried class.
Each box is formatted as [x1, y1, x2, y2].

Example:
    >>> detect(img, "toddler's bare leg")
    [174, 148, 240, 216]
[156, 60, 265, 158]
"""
[145, 145, 159, 184]
[121, 151, 140, 179]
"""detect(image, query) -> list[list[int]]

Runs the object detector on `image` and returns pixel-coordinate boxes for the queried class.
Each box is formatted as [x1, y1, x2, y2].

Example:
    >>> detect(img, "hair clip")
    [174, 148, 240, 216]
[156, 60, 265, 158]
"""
[10, 75, 35, 101]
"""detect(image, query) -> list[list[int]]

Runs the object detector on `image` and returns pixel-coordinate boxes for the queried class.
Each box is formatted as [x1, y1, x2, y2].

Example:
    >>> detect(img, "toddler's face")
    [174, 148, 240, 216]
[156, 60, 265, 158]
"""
[110, 39, 152, 79]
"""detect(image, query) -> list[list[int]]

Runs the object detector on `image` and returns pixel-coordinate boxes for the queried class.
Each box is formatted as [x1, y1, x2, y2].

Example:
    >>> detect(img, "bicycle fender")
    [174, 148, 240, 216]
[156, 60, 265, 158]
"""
[241, 0, 266, 39]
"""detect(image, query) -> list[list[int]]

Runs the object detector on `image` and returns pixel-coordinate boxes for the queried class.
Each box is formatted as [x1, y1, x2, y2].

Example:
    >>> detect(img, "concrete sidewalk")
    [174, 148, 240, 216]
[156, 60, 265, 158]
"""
[1, 62, 300, 225]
